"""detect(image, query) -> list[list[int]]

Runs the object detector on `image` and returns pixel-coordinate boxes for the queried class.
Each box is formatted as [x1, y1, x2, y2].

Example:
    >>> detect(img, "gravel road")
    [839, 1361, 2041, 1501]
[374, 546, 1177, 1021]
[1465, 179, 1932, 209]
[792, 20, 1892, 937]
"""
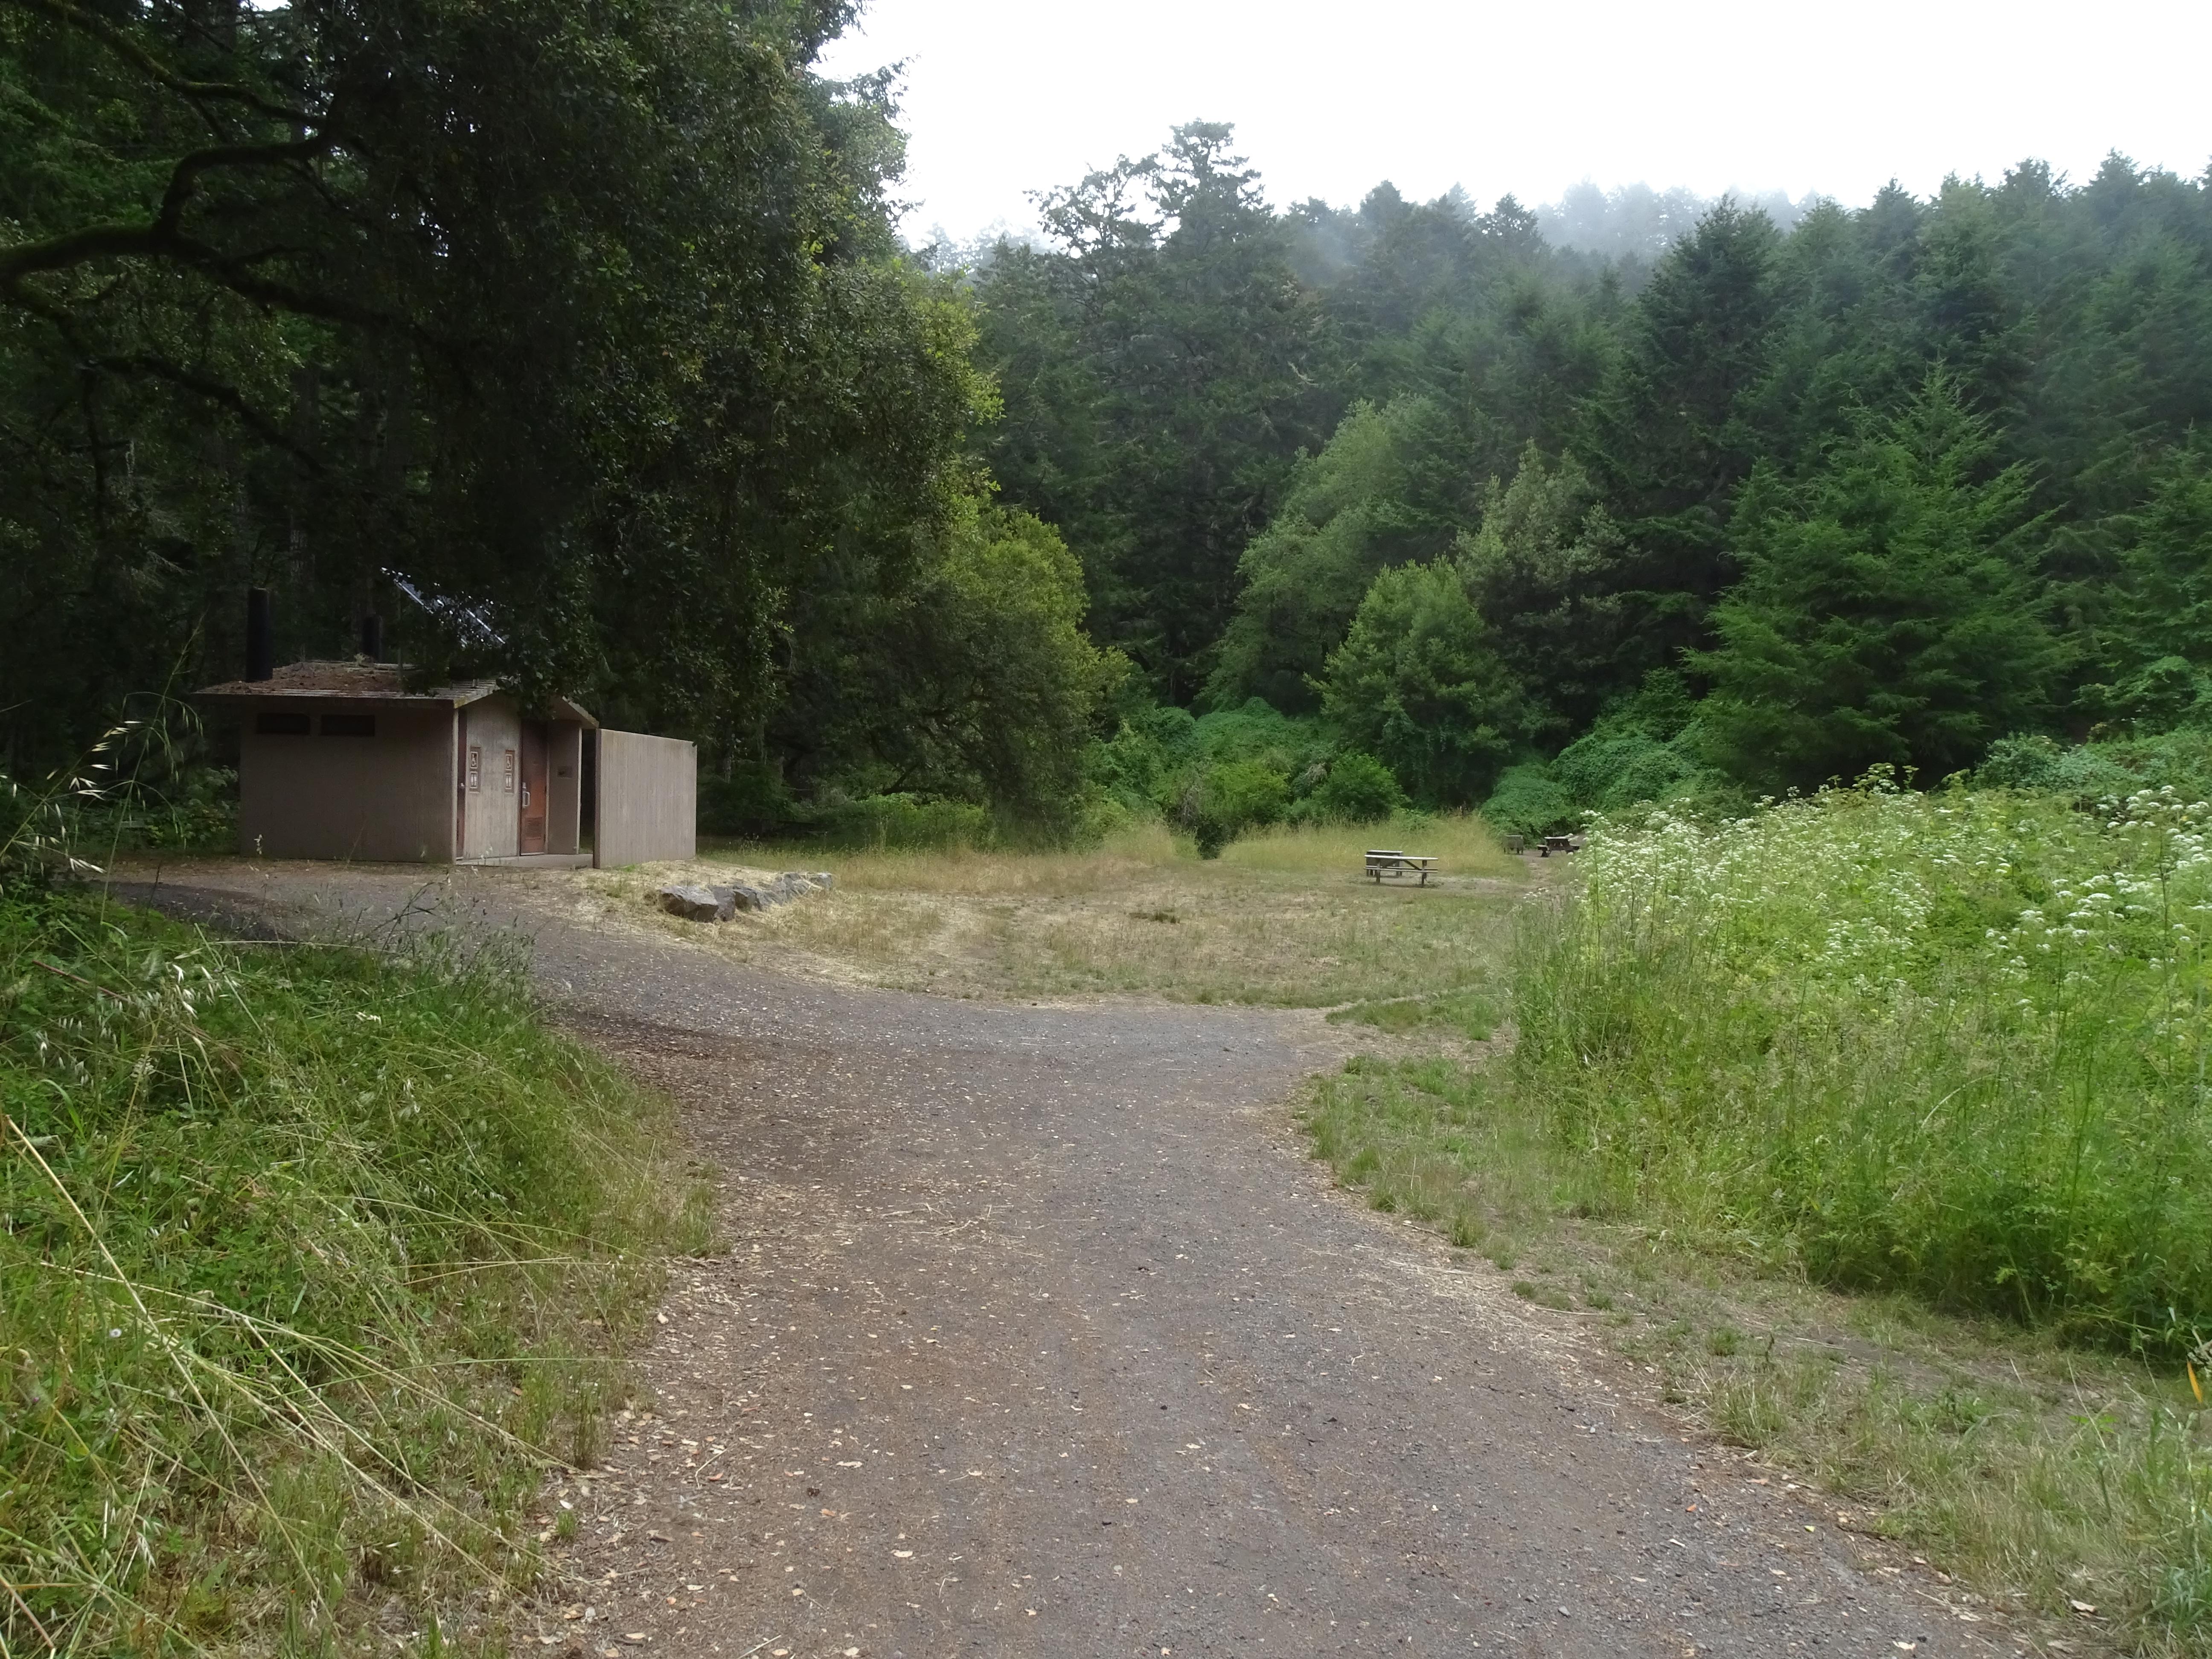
[117, 862, 2010, 1659]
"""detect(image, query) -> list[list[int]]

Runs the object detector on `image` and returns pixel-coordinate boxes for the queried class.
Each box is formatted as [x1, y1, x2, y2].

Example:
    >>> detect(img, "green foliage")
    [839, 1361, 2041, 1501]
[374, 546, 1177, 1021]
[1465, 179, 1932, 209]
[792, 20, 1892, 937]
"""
[1481, 764, 1577, 840]
[1457, 447, 1638, 736]
[1550, 725, 1701, 813]
[777, 500, 1124, 831]
[1975, 734, 2146, 801]
[1295, 751, 1408, 824]
[1695, 375, 2064, 789]
[1088, 706, 1200, 816]
[1511, 782, 2212, 1349]
[1978, 728, 2212, 808]
[697, 763, 803, 838]
[803, 795, 992, 852]
[3, 694, 240, 891]
[1578, 201, 1788, 676]
[698, 780, 990, 851]
[1173, 757, 1291, 858]
[0, 892, 702, 1649]
[1002, 153, 2212, 824]
[1477, 686, 1740, 840]
[1320, 560, 1534, 805]
[1309, 1021, 2212, 1657]
[1087, 696, 1413, 850]
[1206, 396, 1472, 710]
[2114, 439, 2212, 661]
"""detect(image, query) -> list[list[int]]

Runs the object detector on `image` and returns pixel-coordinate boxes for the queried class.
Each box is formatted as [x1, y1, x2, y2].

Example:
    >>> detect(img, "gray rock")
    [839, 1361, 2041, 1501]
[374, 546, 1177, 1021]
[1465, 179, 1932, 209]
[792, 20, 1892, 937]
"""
[810, 870, 835, 891]
[656, 884, 724, 923]
[707, 885, 739, 921]
[705, 873, 831, 915]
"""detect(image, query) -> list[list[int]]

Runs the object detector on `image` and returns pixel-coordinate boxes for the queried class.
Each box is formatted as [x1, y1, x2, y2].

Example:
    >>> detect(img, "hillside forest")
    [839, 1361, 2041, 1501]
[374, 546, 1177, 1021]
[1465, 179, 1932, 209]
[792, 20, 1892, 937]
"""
[6, 0, 2212, 843]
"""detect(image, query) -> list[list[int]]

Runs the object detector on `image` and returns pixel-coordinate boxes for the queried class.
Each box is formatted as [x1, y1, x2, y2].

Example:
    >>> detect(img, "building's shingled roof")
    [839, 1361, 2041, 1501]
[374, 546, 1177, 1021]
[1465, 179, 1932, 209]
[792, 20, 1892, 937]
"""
[196, 660, 595, 726]
[196, 659, 500, 704]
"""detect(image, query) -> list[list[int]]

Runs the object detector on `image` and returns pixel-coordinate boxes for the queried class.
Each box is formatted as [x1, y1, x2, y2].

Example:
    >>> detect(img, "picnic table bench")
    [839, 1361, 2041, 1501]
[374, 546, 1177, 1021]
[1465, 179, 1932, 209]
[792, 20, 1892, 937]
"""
[1365, 849, 1439, 885]
[1540, 833, 1578, 856]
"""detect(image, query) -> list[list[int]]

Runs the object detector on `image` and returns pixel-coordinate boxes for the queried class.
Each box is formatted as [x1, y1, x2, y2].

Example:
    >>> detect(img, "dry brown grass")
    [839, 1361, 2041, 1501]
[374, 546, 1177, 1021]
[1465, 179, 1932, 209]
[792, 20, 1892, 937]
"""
[564, 816, 1529, 1007]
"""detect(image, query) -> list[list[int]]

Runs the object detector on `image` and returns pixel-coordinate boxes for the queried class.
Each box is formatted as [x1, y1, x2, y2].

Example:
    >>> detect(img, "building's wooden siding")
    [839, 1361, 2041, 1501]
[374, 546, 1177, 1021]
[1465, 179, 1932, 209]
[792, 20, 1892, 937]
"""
[594, 730, 696, 867]
[238, 705, 456, 862]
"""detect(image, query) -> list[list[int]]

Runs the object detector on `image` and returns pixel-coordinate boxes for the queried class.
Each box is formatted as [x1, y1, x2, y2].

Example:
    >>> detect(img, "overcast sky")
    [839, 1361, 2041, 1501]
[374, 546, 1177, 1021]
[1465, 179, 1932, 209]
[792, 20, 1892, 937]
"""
[816, 0, 2212, 242]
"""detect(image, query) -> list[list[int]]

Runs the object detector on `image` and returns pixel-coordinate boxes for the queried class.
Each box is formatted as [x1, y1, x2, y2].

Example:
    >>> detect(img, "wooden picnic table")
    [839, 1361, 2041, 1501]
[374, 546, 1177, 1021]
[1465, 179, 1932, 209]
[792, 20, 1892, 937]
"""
[1365, 849, 1439, 885]
[1540, 833, 1578, 856]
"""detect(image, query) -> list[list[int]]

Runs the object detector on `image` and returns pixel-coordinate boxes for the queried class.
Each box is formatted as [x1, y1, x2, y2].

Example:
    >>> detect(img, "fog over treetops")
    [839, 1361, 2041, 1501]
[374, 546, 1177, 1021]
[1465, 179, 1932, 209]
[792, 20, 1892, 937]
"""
[1534, 180, 1818, 261]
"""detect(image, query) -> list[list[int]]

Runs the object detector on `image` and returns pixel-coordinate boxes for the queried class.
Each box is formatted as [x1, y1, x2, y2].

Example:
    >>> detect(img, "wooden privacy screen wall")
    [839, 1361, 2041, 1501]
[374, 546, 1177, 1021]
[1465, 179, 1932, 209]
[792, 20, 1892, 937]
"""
[594, 730, 697, 867]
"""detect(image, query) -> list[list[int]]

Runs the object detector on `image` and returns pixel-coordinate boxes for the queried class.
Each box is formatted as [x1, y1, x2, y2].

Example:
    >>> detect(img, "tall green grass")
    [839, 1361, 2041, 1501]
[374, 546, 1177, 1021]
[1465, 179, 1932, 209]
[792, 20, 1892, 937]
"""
[1516, 777, 2212, 1350]
[0, 892, 708, 1652]
[700, 789, 990, 852]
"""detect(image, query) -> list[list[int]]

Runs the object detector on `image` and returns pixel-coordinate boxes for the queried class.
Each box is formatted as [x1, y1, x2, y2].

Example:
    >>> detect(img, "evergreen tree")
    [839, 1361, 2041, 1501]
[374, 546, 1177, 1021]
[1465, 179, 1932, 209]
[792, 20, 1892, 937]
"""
[975, 123, 1336, 700]
[1695, 374, 2062, 788]
[1579, 201, 1787, 676]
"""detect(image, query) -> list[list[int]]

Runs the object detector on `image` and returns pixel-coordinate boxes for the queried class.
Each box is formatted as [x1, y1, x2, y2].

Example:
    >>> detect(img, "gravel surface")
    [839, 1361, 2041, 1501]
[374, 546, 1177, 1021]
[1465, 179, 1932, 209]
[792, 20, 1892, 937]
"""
[116, 862, 2014, 1659]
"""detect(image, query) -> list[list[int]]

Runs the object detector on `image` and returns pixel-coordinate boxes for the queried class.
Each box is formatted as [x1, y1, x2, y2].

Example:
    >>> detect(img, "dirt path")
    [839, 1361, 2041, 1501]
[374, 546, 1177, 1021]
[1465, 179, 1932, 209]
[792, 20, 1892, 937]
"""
[119, 862, 2006, 1659]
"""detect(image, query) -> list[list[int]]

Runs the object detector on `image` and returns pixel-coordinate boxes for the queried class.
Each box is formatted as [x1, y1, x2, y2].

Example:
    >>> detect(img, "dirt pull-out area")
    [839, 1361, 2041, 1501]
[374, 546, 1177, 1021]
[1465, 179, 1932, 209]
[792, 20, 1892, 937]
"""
[119, 862, 2010, 1659]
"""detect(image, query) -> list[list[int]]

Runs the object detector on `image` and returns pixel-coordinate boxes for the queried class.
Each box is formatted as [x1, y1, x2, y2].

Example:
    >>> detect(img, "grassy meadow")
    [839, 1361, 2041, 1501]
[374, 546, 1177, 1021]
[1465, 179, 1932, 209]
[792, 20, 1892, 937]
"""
[578, 813, 1525, 1009]
[0, 891, 708, 1654]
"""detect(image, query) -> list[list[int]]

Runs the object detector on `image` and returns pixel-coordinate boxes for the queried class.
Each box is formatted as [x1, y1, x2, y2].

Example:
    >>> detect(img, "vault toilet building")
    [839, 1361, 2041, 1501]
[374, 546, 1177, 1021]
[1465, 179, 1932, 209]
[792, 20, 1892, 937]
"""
[196, 658, 696, 867]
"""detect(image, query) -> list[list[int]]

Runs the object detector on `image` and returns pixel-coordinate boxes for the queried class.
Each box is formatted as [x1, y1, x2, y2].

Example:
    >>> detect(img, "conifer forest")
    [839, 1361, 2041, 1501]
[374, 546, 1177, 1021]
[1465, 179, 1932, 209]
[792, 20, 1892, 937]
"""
[6, 0, 2212, 831]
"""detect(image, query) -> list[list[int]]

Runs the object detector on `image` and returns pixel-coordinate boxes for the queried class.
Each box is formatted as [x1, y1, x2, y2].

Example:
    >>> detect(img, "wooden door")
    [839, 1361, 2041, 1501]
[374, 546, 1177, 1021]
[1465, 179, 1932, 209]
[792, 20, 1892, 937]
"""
[519, 722, 548, 854]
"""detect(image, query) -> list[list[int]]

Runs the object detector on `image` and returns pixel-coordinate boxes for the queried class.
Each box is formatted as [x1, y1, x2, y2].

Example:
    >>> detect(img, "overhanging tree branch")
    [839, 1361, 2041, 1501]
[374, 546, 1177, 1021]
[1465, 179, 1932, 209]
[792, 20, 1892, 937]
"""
[157, 137, 338, 234]
[1, 277, 322, 464]
[2, 0, 323, 129]
[2, 147, 406, 335]
[0, 134, 338, 285]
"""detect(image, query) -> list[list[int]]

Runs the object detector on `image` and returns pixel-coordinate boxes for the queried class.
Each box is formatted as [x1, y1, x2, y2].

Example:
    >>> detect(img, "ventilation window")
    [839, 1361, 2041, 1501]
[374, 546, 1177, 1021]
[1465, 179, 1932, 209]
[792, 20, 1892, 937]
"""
[254, 711, 311, 736]
[320, 713, 376, 737]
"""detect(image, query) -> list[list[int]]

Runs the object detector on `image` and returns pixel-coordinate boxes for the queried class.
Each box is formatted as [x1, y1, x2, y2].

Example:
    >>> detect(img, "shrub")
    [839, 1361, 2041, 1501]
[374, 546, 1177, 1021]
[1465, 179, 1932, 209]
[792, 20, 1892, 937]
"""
[1175, 758, 1291, 857]
[698, 762, 799, 836]
[1979, 728, 2212, 808]
[1319, 559, 1535, 805]
[1295, 751, 1408, 824]
[1089, 704, 1202, 816]
[1975, 734, 2142, 802]
[1552, 724, 1700, 812]
[1481, 763, 1575, 840]
[1190, 698, 1328, 771]
[702, 785, 990, 850]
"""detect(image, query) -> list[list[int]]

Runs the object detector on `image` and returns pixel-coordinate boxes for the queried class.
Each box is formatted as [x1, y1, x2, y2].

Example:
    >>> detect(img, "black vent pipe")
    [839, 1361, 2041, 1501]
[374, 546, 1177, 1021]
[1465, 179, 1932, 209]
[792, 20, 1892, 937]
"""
[246, 588, 274, 682]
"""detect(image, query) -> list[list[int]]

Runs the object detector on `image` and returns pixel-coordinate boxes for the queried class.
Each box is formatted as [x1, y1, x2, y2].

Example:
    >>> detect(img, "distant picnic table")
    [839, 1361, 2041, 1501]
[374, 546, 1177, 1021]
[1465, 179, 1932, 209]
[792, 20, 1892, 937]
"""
[1365, 849, 1438, 885]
